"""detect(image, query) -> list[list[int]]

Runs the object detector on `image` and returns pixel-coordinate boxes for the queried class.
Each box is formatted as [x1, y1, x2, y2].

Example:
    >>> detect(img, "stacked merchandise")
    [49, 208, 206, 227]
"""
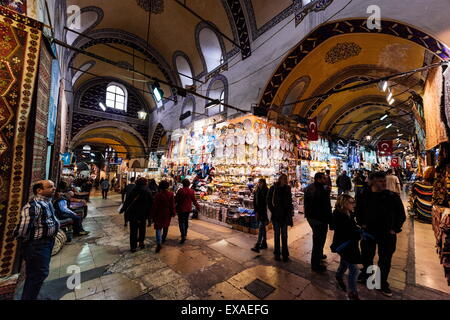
[411, 182, 433, 221]
[431, 205, 450, 285]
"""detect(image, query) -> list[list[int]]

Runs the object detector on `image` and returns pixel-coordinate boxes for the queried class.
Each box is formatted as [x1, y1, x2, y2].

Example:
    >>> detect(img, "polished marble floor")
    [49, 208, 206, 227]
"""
[25, 192, 450, 300]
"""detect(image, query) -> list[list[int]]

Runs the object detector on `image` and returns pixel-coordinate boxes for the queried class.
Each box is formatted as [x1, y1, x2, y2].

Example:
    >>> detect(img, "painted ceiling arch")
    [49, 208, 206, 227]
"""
[258, 18, 450, 142]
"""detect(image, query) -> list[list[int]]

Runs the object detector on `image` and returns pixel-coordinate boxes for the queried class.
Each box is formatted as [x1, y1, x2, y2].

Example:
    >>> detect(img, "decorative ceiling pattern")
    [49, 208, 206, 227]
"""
[258, 18, 450, 114]
[150, 123, 165, 151]
[136, 0, 164, 14]
[225, 0, 251, 59]
[325, 42, 362, 64]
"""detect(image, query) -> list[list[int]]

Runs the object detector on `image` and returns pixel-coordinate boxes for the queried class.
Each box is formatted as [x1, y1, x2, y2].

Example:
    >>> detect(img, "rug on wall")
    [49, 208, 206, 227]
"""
[0, 5, 43, 277]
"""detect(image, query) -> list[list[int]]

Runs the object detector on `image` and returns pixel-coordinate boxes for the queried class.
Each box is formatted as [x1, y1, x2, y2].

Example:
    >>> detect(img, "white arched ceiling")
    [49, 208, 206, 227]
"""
[66, 10, 100, 45]
[199, 28, 223, 72]
[71, 61, 95, 86]
[175, 55, 194, 88]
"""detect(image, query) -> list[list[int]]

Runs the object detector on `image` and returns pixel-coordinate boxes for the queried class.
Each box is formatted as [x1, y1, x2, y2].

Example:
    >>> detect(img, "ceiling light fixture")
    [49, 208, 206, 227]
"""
[137, 109, 147, 120]
[99, 102, 106, 111]
[388, 97, 395, 105]
[380, 113, 389, 121]
[387, 91, 393, 101]
[378, 81, 389, 92]
[386, 123, 393, 128]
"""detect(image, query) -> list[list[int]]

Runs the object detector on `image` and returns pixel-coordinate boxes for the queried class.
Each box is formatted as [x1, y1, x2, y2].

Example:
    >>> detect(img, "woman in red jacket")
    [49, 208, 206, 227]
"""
[152, 180, 175, 253]
[175, 179, 200, 244]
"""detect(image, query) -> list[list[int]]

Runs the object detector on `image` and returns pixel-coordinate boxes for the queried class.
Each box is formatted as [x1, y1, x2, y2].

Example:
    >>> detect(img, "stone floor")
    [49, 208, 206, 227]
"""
[26, 192, 450, 300]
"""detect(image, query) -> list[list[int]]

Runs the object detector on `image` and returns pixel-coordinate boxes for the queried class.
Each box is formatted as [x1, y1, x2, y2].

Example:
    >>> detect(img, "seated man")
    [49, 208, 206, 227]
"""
[54, 192, 90, 236]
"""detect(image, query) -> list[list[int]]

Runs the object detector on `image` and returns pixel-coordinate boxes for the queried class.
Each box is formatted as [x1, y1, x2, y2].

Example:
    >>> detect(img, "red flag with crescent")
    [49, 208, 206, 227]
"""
[377, 140, 393, 155]
[307, 117, 318, 141]
[391, 157, 400, 167]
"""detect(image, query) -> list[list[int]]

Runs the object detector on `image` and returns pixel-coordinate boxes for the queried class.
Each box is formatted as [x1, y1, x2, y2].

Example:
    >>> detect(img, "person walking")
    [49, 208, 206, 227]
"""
[54, 191, 90, 236]
[336, 170, 352, 195]
[386, 169, 402, 195]
[353, 171, 365, 198]
[175, 179, 200, 244]
[120, 177, 153, 252]
[304, 172, 333, 272]
[152, 180, 176, 253]
[331, 195, 362, 300]
[100, 178, 110, 199]
[121, 177, 136, 227]
[251, 178, 269, 253]
[267, 174, 294, 262]
[355, 171, 406, 297]
[14, 180, 60, 300]
[325, 169, 332, 192]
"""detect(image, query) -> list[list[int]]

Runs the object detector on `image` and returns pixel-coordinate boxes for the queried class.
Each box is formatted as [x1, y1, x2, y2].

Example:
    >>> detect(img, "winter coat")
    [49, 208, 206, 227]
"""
[267, 184, 294, 225]
[336, 174, 352, 191]
[175, 187, 200, 213]
[330, 209, 362, 264]
[253, 186, 269, 223]
[152, 190, 175, 229]
[120, 185, 152, 222]
[355, 188, 406, 235]
[303, 182, 332, 225]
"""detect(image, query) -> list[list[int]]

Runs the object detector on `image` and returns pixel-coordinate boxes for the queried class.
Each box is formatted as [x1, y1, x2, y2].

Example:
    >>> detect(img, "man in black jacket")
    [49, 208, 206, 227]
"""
[336, 170, 352, 195]
[355, 171, 406, 297]
[304, 172, 333, 272]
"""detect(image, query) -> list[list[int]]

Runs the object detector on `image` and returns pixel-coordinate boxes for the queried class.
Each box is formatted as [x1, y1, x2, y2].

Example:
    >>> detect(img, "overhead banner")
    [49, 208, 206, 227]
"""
[0, 6, 43, 277]
[377, 140, 393, 156]
[307, 117, 318, 141]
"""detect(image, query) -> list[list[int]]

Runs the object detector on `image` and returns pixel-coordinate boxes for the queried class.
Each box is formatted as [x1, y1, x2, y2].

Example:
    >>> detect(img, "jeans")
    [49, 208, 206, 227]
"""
[336, 258, 360, 293]
[361, 233, 397, 288]
[155, 227, 169, 245]
[256, 221, 267, 246]
[178, 212, 190, 238]
[64, 211, 83, 234]
[21, 238, 55, 300]
[272, 221, 289, 258]
[102, 189, 108, 199]
[129, 220, 146, 249]
[307, 218, 328, 268]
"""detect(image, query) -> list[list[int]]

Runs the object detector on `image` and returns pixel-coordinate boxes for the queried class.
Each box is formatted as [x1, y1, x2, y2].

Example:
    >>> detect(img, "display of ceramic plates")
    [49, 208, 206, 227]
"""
[275, 128, 281, 137]
[260, 128, 267, 135]
[245, 132, 255, 145]
[235, 122, 243, 130]
[206, 143, 215, 153]
[262, 149, 268, 160]
[238, 134, 246, 145]
[280, 140, 285, 150]
[290, 143, 294, 152]
[270, 127, 276, 136]
[254, 122, 260, 130]
[234, 135, 240, 145]
[258, 134, 268, 149]
[268, 150, 272, 158]
[226, 137, 233, 147]
[243, 119, 252, 130]
[228, 128, 235, 135]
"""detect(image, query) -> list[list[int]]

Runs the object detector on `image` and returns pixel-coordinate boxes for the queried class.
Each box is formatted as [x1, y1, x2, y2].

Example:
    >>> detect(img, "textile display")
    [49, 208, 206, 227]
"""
[424, 65, 447, 150]
[431, 205, 450, 284]
[0, 6, 43, 277]
[412, 182, 433, 221]
[444, 61, 450, 131]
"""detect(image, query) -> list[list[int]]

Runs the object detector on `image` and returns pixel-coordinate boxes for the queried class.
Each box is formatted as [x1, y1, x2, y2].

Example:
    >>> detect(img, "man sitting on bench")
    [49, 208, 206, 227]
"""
[54, 192, 90, 236]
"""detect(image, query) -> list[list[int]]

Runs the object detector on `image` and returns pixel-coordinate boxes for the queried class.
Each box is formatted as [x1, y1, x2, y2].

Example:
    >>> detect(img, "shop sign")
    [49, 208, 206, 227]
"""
[61, 153, 72, 166]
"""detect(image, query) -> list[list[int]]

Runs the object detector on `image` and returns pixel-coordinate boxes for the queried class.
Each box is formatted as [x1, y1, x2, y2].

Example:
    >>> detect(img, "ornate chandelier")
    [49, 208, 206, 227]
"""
[136, 0, 164, 14]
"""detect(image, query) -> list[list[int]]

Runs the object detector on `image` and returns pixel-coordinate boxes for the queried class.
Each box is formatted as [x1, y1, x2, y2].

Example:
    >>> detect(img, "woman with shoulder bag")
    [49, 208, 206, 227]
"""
[330, 194, 362, 300]
[251, 178, 269, 253]
[120, 178, 153, 252]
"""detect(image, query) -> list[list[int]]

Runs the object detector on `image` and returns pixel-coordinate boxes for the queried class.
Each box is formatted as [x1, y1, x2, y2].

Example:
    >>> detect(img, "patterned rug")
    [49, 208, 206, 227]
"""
[0, 6, 43, 277]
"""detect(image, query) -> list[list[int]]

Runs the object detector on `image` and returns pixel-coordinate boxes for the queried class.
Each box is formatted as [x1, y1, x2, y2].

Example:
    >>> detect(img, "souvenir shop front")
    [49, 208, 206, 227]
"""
[164, 114, 304, 234]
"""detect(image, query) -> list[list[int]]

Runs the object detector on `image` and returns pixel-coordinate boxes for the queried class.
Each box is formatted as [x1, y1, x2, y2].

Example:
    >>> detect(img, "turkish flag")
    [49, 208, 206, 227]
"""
[391, 157, 400, 167]
[377, 141, 393, 155]
[307, 117, 318, 141]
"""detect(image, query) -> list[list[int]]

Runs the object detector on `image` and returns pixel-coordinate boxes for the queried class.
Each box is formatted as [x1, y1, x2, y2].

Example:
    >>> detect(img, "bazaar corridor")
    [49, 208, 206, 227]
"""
[23, 193, 449, 300]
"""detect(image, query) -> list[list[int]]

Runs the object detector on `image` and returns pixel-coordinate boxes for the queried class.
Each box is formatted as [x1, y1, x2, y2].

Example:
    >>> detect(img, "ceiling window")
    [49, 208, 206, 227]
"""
[199, 28, 224, 72]
[206, 78, 226, 116]
[105, 83, 127, 111]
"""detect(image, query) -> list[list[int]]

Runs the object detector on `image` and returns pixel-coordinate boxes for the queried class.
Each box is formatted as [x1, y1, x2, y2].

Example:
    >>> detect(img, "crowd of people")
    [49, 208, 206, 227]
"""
[15, 165, 409, 301]
[250, 169, 406, 300]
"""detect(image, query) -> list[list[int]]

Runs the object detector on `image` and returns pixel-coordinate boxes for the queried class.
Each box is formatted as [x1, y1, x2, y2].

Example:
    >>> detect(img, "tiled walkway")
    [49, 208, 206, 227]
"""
[28, 193, 450, 300]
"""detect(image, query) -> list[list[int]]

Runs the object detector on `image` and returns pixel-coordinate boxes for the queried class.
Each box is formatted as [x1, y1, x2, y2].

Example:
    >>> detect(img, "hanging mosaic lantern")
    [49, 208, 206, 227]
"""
[136, 0, 164, 14]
